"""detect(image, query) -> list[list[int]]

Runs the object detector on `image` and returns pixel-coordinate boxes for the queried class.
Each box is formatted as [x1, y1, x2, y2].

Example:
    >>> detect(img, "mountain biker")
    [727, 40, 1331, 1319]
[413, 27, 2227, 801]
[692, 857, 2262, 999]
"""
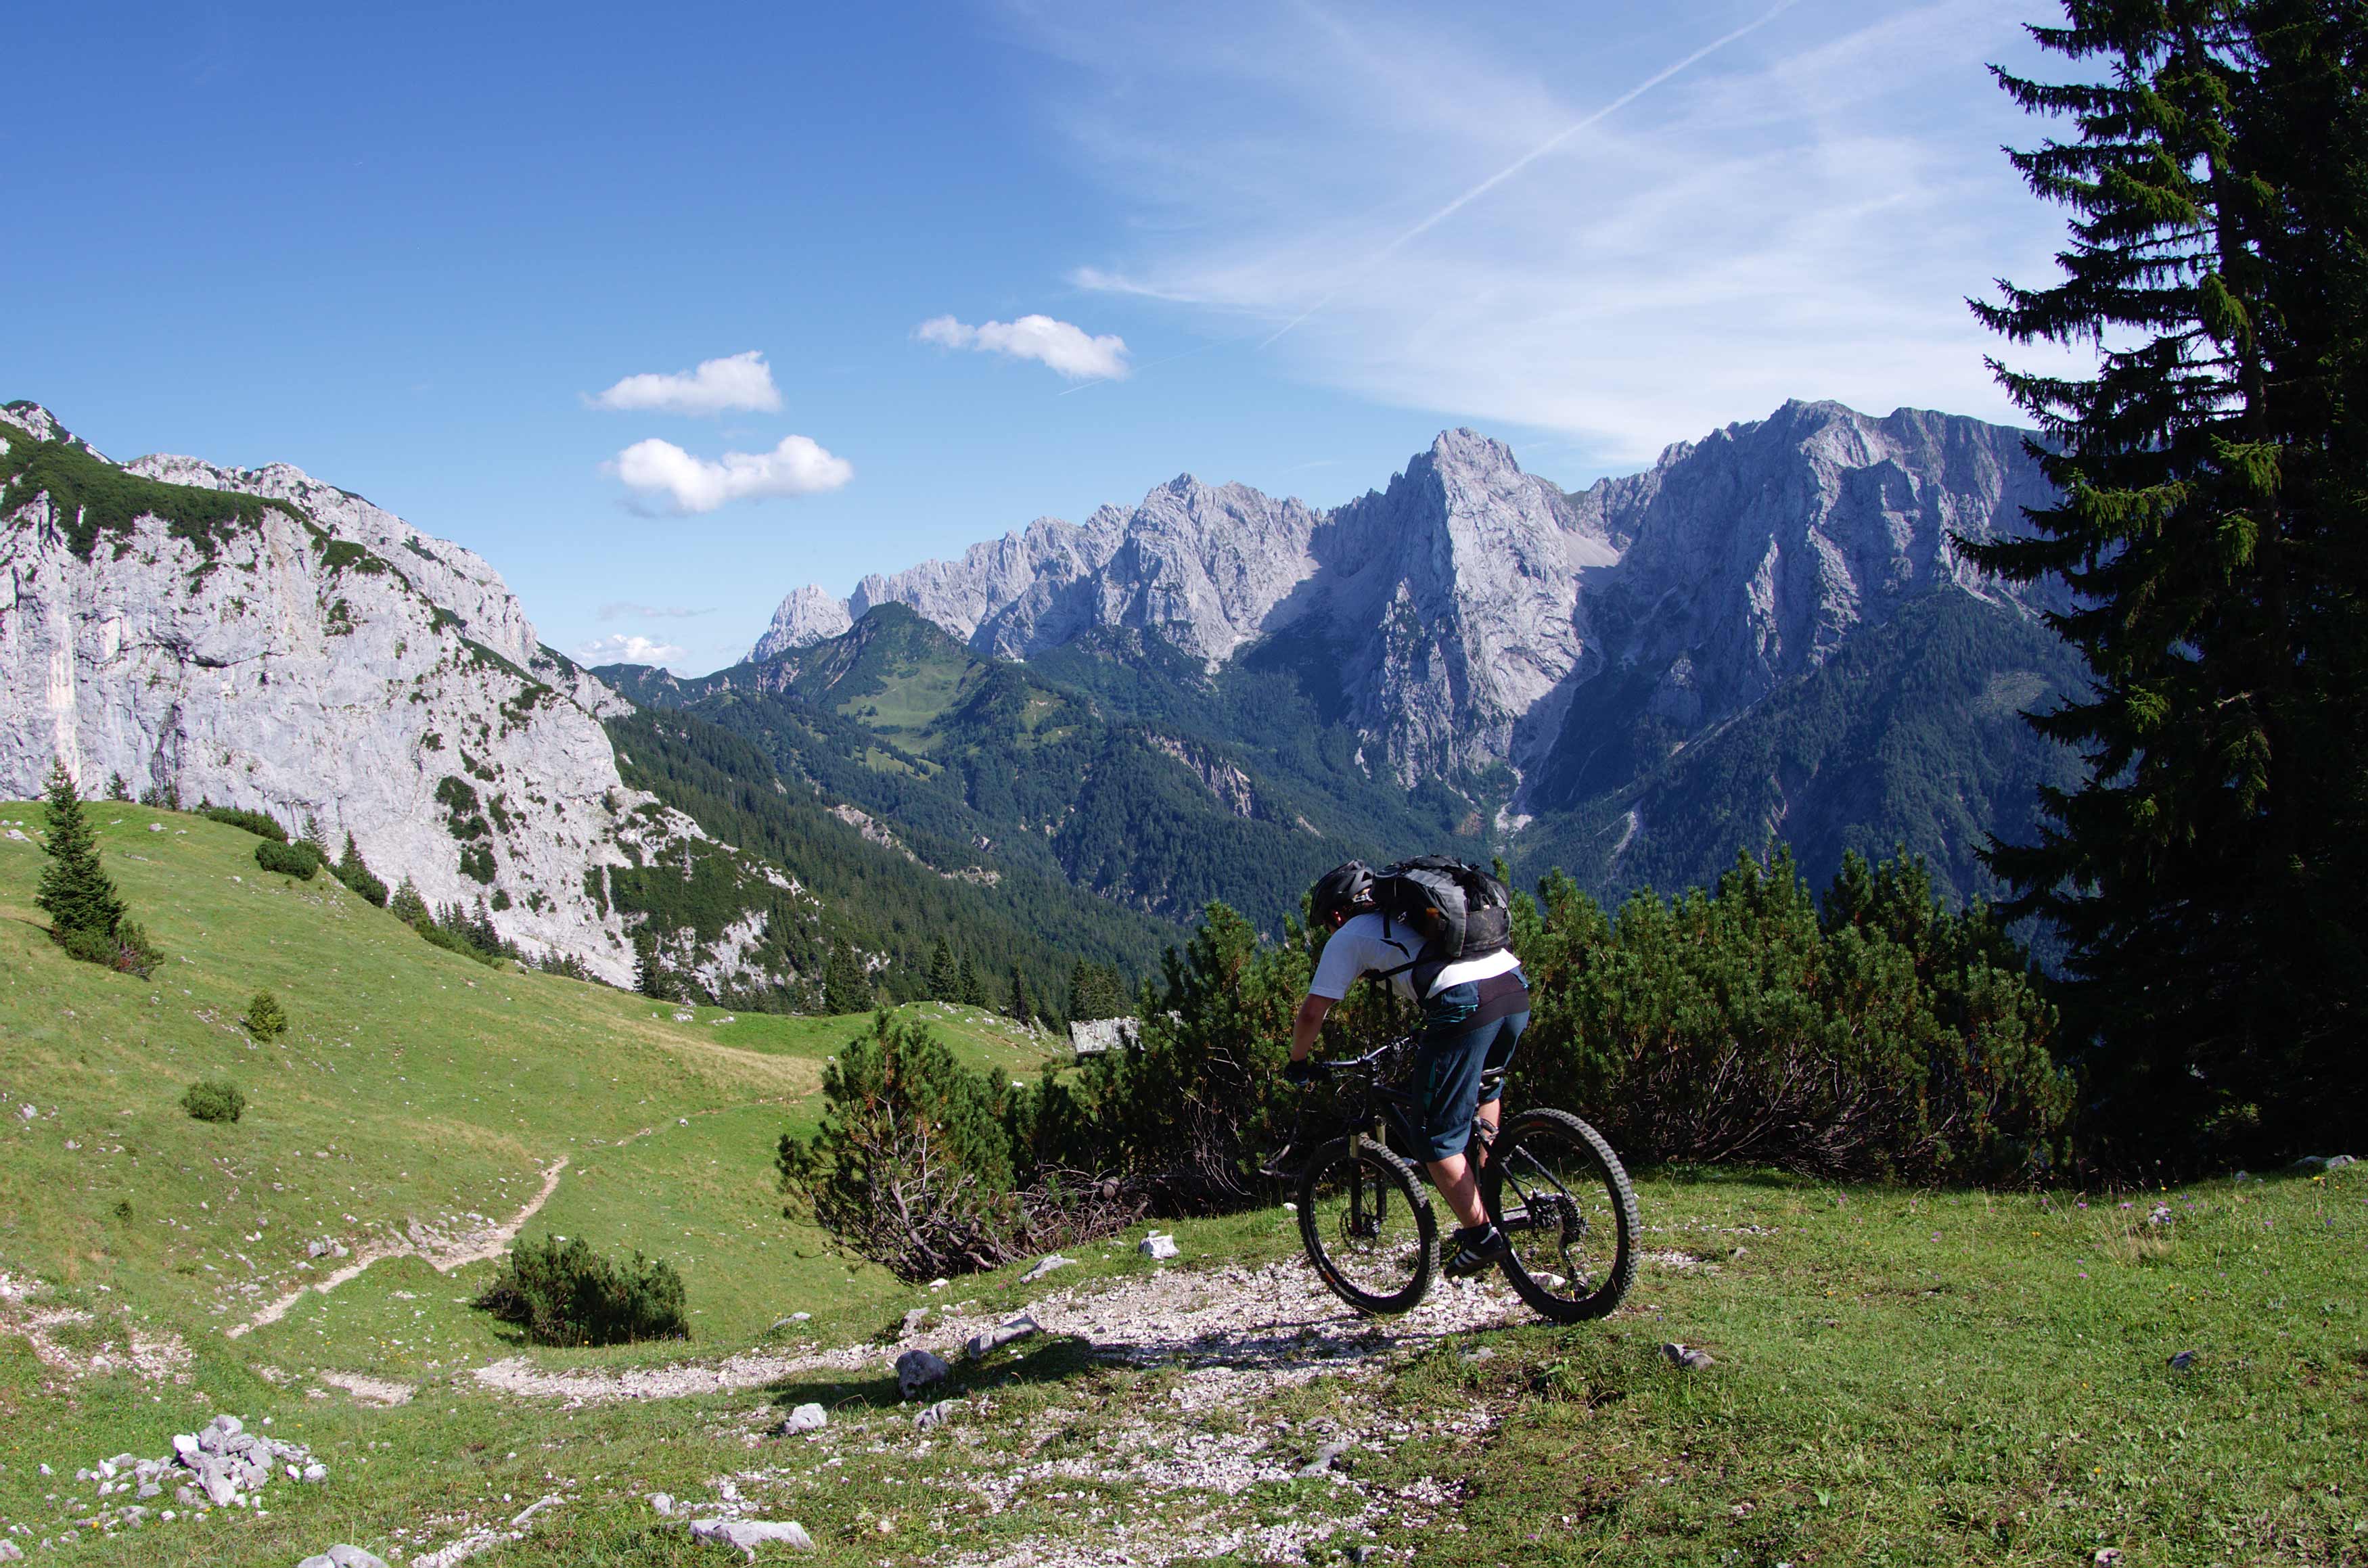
[1285, 861, 1531, 1278]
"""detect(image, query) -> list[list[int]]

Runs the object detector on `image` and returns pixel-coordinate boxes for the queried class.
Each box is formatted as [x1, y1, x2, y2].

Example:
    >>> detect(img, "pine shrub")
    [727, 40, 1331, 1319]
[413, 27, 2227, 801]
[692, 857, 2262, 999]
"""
[472, 1236, 688, 1346]
[244, 989, 288, 1040]
[254, 839, 321, 879]
[182, 1080, 246, 1124]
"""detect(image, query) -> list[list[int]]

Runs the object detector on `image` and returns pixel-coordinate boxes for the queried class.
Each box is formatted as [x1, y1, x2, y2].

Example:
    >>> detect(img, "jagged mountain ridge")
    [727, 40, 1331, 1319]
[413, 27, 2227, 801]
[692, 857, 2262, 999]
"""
[0, 402, 811, 990]
[754, 402, 2055, 801]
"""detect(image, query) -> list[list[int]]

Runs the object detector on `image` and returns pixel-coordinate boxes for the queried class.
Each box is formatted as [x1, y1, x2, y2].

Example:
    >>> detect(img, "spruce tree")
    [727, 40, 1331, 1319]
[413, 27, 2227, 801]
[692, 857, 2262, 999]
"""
[1005, 963, 1032, 1025]
[926, 937, 957, 1000]
[335, 832, 390, 906]
[35, 760, 124, 944]
[956, 953, 986, 1009]
[389, 876, 429, 927]
[106, 771, 131, 802]
[634, 931, 677, 1002]
[1969, 0, 2368, 1159]
[822, 940, 871, 1015]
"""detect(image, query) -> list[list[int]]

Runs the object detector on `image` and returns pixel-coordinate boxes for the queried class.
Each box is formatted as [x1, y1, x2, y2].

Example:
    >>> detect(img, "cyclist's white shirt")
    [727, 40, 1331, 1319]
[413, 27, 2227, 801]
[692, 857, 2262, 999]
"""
[1307, 913, 1520, 1002]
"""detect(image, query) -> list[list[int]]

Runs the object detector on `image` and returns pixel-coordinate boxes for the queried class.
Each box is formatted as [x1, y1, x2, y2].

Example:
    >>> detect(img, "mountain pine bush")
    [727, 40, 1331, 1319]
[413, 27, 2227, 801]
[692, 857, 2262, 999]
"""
[200, 804, 288, 841]
[473, 1236, 687, 1346]
[181, 1080, 246, 1124]
[254, 839, 320, 879]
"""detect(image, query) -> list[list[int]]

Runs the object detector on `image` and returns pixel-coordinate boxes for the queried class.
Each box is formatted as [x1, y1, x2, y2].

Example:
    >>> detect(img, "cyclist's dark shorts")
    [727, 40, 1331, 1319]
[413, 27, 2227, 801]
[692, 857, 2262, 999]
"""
[1413, 967, 1530, 1163]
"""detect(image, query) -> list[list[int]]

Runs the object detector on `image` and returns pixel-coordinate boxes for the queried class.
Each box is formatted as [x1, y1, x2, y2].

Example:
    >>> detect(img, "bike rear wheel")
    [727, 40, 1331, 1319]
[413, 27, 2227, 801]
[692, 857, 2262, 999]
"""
[1298, 1134, 1437, 1315]
[1482, 1108, 1637, 1322]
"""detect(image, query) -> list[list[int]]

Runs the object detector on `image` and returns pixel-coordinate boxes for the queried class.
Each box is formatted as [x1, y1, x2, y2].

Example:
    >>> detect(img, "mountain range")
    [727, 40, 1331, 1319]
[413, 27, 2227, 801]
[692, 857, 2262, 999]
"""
[728, 400, 2080, 911]
[2, 395, 2082, 1005]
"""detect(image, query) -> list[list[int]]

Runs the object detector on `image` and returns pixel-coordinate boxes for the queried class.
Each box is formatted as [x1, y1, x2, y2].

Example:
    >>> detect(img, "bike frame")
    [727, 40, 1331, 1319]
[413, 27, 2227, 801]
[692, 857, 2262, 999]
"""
[1265, 1036, 1505, 1181]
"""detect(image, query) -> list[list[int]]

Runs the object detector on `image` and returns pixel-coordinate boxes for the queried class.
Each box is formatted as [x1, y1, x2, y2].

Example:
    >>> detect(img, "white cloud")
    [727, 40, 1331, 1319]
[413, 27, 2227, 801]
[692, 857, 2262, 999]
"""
[914, 314, 1131, 381]
[576, 632, 688, 668]
[1020, 0, 2080, 463]
[609, 434, 854, 514]
[588, 350, 783, 415]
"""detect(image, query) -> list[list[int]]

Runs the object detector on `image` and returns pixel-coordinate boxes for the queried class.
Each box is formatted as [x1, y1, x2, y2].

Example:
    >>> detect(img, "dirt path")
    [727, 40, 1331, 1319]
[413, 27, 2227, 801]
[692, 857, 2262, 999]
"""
[226, 1158, 570, 1339]
[475, 1253, 1530, 1406]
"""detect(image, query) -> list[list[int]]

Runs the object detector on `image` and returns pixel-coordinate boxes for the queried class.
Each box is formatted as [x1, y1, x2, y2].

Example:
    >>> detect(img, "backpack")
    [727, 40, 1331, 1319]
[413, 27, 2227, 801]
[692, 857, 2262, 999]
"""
[1369, 855, 1513, 997]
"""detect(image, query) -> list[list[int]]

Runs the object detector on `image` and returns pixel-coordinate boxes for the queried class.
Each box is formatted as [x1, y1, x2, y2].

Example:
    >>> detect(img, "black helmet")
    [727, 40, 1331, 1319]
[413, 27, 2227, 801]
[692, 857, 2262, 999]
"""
[1309, 861, 1374, 928]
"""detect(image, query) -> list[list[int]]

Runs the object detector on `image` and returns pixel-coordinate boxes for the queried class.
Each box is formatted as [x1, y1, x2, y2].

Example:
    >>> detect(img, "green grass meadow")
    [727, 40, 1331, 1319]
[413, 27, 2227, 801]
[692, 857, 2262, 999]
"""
[0, 804, 2361, 1565]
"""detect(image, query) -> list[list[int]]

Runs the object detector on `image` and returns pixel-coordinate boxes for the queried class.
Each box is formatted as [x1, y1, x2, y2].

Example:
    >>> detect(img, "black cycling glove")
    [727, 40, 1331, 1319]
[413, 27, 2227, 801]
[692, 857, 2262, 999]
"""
[1283, 1057, 1319, 1088]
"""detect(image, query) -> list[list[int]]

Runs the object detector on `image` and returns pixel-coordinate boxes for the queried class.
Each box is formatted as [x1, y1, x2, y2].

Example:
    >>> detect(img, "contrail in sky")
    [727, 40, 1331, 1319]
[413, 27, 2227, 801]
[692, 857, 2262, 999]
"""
[1259, 0, 1806, 348]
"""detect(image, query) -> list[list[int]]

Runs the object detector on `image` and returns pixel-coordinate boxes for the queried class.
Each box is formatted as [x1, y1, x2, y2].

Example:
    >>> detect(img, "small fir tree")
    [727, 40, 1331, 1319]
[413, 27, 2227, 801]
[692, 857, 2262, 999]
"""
[35, 760, 125, 946]
[106, 771, 131, 802]
[957, 954, 986, 1009]
[244, 990, 288, 1041]
[926, 938, 957, 1001]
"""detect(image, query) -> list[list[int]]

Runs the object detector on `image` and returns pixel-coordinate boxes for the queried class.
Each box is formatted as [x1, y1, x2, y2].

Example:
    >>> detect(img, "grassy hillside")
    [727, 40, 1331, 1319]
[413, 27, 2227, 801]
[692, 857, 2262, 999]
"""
[0, 806, 2360, 1567]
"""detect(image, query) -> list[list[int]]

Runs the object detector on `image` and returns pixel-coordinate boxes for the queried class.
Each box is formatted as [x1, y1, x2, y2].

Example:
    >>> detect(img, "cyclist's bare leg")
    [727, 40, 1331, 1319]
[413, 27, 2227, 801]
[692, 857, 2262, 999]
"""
[1426, 1151, 1489, 1230]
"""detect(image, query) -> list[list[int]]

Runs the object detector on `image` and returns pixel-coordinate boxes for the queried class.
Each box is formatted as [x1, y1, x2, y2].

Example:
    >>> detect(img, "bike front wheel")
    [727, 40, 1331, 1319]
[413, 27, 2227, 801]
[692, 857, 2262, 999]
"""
[1298, 1134, 1437, 1315]
[1482, 1108, 1637, 1322]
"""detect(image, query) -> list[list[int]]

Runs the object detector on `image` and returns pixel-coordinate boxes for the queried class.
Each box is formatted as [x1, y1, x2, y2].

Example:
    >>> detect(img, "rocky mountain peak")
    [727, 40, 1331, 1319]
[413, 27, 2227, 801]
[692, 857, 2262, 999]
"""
[1, 401, 84, 451]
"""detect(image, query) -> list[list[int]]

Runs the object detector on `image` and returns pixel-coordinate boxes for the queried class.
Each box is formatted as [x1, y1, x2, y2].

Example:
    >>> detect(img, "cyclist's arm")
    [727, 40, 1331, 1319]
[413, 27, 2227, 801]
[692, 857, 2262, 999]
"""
[1288, 994, 1334, 1062]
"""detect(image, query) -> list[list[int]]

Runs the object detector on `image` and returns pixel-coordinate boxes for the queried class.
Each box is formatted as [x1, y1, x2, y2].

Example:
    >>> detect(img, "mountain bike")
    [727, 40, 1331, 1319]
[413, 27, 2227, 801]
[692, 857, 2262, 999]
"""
[1262, 1036, 1637, 1322]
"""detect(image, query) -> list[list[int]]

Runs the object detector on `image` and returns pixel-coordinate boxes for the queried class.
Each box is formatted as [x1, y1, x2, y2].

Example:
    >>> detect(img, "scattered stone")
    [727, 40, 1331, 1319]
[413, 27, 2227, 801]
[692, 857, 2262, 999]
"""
[2168, 1350, 2198, 1371]
[1346, 1547, 1376, 1565]
[2094, 1550, 2124, 1567]
[895, 1348, 951, 1400]
[1021, 1254, 1074, 1283]
[296, 1549, 391, 1568]
[1139, 1232, 1181, 1261]
[1297, 1440, 1350, 1477]
[927, 1277, 950, 1291]
[689, 1518, 816, 1557]
[1461, 1347, 1496, 1362]
[2292, 1153, 2358, 1172]
[913, 1399, 965, 1432]
[649, 1494, 675, 1517]
[898, 1308, 930, 1337]
[777, 1403, 828, 1435]
[965, 1312, 1041, 1360]
[791, 1310, 810, 1321]
[1662, 1343, 1714, 1371]
[0, 1540, 22, 1561]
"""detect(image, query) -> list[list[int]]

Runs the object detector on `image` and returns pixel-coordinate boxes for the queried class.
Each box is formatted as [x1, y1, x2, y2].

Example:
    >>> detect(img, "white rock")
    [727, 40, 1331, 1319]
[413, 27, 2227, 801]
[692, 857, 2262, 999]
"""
[648, 1493, 674, 1517]
[778, 1403, 827, 1434]
[1139, 1233, 1180, 1261]
[913, 1399, 964, 1432]
[687, 1518, 816, 1557]
[1020, 1255, 1073, 1283]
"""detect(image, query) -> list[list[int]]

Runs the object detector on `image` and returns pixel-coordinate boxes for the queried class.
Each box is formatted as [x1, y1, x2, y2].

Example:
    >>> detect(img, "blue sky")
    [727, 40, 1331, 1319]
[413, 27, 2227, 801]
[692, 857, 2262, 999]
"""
[8, 0, 2068, 674]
